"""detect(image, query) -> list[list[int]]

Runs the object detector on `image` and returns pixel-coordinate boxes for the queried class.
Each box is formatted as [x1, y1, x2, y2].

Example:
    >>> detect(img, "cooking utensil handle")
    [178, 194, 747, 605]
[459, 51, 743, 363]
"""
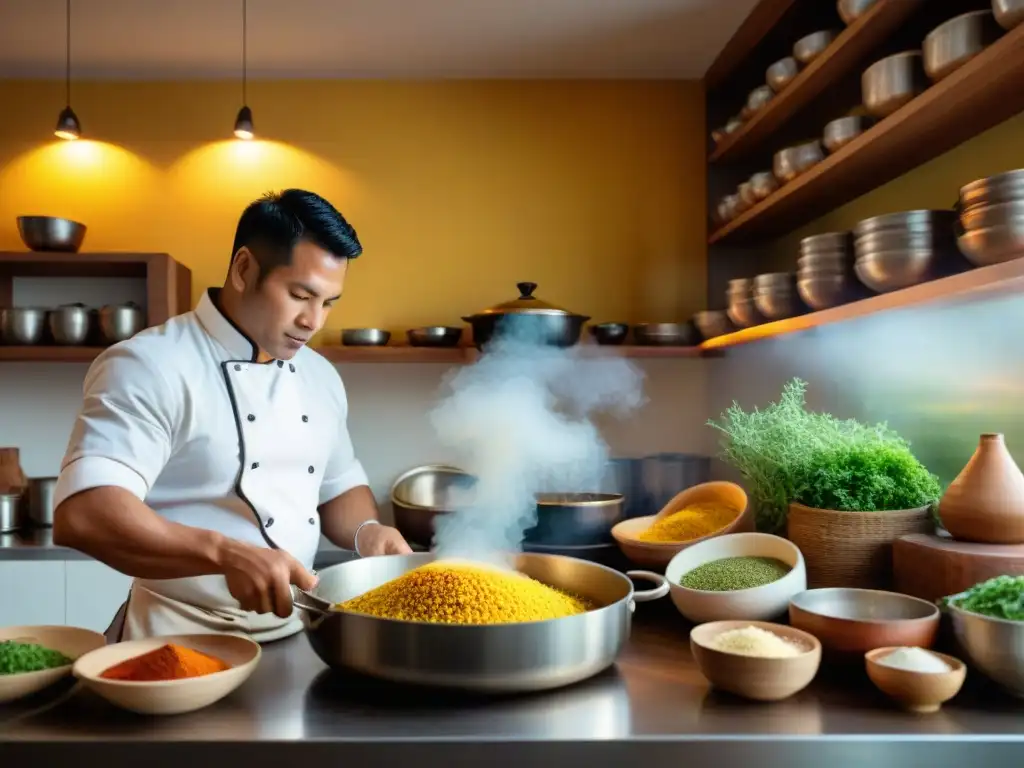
[626, 570, 670, 601]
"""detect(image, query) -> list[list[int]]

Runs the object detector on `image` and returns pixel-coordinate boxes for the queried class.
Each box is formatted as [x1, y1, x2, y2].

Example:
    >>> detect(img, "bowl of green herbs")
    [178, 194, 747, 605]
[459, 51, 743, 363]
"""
[942, 576, 1024, 697]
[0, 625, 106, 704]
[708, 378, 941, 589]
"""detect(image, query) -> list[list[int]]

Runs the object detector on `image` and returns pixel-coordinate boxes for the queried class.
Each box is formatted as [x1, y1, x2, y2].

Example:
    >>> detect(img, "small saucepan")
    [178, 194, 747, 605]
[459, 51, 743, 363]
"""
[463, 282, 590, 349]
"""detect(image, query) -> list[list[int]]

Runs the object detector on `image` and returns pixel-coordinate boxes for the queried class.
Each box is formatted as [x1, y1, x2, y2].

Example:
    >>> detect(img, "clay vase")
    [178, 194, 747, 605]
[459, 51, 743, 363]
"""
[939, 433, 1024, 544]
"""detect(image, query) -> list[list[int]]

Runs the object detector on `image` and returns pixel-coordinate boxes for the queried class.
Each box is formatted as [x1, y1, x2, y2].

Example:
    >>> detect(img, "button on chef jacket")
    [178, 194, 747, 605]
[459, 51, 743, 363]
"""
[53, 288, 369, 641]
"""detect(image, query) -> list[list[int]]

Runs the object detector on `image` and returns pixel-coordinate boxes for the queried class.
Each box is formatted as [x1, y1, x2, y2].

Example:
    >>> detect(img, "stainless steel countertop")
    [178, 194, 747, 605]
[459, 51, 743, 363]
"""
[0, 528, 357, 567]
[2, 600, 1024, 767]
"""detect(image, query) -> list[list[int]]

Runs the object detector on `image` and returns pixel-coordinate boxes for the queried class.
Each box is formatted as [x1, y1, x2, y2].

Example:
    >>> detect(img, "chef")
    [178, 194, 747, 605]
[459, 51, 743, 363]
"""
[52, 189, 412, 642]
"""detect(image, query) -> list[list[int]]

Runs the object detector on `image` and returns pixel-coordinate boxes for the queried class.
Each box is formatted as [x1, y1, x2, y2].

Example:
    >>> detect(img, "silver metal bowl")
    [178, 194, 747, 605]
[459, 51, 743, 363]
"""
[957, 201, 1024, 266]
[0, 307, 47, 345]
[838, 0, 879, 25]
[296, 552, 668, 692]
[854, 250, 943, 292]
[98, 302, 145, 345]
[48, 304, 93, 345]
[726, 298, 761, 329]
[749, 171, 779, 201]
[753, 272, 795, 290]
[800, 231, 853, 254]
[793, 30, 836, 64]
[862, 51, 928, 118]
[391, 465, 475, 548]
[949, 605, 1024, 697]
[797, 253, 851, 273]
[822, 115, 874, 153]
[693, 310, 734, 340]
[959, 168, 1024, 210]
[716, 193, 742, 223]
[773, 140, 824, 184]
[738, 181, 758, 208]
[724, 116, 743, 134]
[994, 0, 1024, 31]
[753, 287, 801, 321]
[727, 277, 752, 296]
[923, 10, 1003, 82]
[342, 327, 391, 346]
[746, 84, 775, 114]
[855, 229, 957, 256]
[766, 56, 800, 92]
[406, 326, 463, 347]
[797, 273, 851, 311]
[631, 322, 700, 346]
[588, 322, 629, 345]
[853, 209, 958, 238]
[16, 216, 87, 253]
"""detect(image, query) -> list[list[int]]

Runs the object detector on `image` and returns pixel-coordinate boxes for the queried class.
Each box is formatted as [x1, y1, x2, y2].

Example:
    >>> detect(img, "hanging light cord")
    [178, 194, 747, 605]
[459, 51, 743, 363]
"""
[241, 0, 247, 105]
[65, 0, 71, 107]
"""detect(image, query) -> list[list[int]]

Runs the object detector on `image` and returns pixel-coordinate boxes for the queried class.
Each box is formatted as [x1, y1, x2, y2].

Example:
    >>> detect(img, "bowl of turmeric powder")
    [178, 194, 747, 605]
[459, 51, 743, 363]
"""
[71, 634, 261, 715]
[610, 481, 751, 568]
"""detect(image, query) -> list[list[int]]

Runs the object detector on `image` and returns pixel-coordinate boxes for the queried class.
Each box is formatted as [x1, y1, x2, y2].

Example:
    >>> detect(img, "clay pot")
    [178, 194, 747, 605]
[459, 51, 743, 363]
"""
[939, 433, 1024, 544]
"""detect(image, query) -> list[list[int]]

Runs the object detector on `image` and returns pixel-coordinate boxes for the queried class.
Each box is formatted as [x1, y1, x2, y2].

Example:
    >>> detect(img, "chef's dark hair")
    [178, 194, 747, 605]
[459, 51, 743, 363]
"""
[231, 189, 362, 280]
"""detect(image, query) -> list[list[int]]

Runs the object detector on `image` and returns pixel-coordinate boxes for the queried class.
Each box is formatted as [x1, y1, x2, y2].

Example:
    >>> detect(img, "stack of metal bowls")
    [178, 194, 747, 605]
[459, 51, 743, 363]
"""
[853, 210, 967, 293]
[753, 273, 801, 321]
[956, 169, 1024, 266]
[725, 278, 762, 328]
[796, 232, 859, 311]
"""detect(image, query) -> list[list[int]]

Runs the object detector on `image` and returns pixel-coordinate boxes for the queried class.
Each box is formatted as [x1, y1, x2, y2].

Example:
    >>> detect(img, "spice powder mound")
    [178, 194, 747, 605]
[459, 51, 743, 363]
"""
[335, 561, 591, 624]
[680, 556, 791, 592]
[99, 643, 231, 682]
[637, 503, 737, 543]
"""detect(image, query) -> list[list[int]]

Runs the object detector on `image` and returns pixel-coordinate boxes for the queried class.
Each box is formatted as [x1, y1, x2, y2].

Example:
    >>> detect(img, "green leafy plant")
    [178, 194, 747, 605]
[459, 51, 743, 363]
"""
[940, 575, 1024, 621]
[707, 378, 941, 533]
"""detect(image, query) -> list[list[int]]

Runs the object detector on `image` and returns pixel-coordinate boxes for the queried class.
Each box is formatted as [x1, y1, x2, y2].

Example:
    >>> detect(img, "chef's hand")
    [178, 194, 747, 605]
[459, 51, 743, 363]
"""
[217, 538, 318, 618]
[355, 524, 413, 556]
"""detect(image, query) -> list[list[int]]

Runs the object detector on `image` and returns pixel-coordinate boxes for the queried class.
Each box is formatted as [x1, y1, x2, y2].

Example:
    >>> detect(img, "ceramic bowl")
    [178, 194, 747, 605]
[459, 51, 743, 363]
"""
[865, 646, 967, 712]
[72, 633, 262, 715]
[0, 625, 107, 704]
[789, 588, 940, 658]
[610, 481, 750, 569]
[691, 620, 822, 701]
[665, 532, 807, 624]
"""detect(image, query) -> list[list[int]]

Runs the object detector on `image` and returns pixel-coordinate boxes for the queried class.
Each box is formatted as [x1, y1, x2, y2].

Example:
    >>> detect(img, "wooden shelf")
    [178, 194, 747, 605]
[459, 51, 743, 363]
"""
[0, 346, 107, 362]
[708, 22, 1024, 244]
[709, 0, 924, 163]
[316, 345, 475, 364]
[701, 258, 1024, 351]
[704, 0, 799, 91]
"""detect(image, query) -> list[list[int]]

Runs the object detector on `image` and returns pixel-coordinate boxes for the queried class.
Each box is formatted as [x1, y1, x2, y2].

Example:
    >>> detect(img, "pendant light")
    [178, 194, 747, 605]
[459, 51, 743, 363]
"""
[54, 0, 80, 140]
[233, 0, 254, 140]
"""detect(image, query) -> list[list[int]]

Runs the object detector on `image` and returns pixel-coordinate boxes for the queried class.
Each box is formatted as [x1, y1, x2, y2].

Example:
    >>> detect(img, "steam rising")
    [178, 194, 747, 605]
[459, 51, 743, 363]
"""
[429, 325, 646, 568]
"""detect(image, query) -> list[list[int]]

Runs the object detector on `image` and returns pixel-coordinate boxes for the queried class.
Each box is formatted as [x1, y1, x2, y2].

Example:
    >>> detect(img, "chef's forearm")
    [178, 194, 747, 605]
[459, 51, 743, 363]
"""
[318, 485, 379, 550]
[54, 486, 229, 579]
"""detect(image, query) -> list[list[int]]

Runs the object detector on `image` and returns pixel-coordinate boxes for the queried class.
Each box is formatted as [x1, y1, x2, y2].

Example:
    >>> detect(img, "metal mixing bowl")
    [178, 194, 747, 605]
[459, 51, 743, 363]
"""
[854, 250, 943, 292]
[924, 10, 1003, 82]
[994, 0, 1024, 30]
[342, 328, 391, 346]
[753, 272, 795, 291]
[766, 56, 800, 92]
[797, 253, 851, 273]
[746, 84, 774, 114]
[754, 288, 801, 321]
[797, 273, 851, 311]
[588, 322, 629, 345]
[823, 115, 874, 153]
[98, 302, 145, 344]
[16, 216, 87, 253]
[838, 0, 879, 25]
[801, 231, 853, 254]
[0, 307, 47, 345]
[726, 298, 761, 329]
[949, 605, 1024, 697]
[793, 30, 836, 64]
[773, 140, 824, 184]
[632, 322, 700, 347]
[48, 304, 93, 345]
[693, 310, 734, 340]
[390, 465, 475, 548]
[406, 326, 463, 347]
[957, 201, 1024, 266]
[862, 51, 928, 118]
[960, 168, 1024, 210]
[854, 209, 958, 238]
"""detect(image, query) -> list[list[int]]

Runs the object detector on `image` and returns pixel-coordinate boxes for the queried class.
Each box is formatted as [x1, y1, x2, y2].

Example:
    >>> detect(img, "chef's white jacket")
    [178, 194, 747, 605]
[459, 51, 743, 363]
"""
[54, 288, 369, 640]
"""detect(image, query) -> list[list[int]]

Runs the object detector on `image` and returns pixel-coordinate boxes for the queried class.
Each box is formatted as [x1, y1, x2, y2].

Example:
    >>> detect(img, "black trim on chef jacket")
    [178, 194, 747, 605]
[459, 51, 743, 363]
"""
[207, 288, 311, 550]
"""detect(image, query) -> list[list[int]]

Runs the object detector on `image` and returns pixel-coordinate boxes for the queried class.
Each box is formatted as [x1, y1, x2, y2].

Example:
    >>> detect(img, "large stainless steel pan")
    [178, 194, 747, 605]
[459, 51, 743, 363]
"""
[295, 552, 668, 693]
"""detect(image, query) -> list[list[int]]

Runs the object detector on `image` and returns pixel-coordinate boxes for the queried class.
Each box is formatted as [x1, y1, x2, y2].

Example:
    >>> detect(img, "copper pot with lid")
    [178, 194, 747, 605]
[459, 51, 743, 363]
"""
[462, 282, 590, 349]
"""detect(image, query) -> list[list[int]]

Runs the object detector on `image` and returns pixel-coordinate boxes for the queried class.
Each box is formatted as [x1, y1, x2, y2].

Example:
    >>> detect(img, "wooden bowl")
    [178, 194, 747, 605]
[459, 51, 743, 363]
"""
[789, 588, 940, 659]
[610, 481, 751, 569]
[0, 625, 106, 704]
[72, 634, 261, 715]
[690, 620, 822, 701]
[665, 533, 807, 624]
[865, 647, 967, 713]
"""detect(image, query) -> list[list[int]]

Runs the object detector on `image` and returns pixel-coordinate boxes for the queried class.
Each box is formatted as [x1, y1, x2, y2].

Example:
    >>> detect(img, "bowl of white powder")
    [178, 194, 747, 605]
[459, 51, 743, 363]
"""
[864, 645, 966, 713]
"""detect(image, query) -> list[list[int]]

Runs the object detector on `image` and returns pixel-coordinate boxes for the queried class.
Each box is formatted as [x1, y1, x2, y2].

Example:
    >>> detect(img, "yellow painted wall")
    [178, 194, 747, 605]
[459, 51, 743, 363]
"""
[0, 80, 706, 341]
[776, 112, 1024, 256]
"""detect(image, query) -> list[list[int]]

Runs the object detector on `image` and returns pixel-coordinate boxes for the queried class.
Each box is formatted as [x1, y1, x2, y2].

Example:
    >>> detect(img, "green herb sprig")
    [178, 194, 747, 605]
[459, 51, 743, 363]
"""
[941, 575, 1024, 621]
[707, 378, 941, 533]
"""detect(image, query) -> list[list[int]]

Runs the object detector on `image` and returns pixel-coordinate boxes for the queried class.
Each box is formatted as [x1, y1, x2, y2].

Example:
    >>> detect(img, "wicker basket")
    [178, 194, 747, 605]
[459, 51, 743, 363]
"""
[787, 502, 933, 589]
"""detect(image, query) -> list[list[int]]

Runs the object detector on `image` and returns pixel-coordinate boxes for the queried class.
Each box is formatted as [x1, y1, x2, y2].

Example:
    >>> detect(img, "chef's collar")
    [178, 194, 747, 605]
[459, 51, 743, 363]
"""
[195, 288, 261, 363]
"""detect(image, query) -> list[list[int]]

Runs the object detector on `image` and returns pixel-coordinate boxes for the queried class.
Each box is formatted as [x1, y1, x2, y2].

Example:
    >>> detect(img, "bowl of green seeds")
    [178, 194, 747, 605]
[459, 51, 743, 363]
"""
[0, 625, 107, 704]
[665, 532, 807, 624]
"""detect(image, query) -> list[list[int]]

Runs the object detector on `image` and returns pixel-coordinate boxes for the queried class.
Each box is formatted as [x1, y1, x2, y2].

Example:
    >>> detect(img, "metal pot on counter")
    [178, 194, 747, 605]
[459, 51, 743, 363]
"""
[462, 282, 590, 349]
[295, 552, 668, 692]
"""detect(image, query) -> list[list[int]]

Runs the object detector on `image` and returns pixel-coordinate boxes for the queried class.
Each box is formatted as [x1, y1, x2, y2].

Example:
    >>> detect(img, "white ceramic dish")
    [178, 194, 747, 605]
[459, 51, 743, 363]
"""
[72, 633, 261, 715]
[665, 532, 807, 624]
[0, 625, 107, 704]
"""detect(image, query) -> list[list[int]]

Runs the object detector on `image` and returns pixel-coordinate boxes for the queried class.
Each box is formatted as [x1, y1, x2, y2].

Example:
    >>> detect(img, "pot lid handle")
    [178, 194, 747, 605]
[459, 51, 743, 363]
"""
[517, 281, 538, 298]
